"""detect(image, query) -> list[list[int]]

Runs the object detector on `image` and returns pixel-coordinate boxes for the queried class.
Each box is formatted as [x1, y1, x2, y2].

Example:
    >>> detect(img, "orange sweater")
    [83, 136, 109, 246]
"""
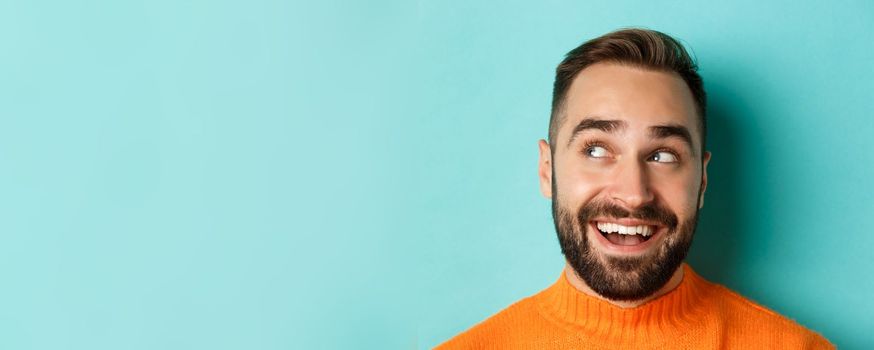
[437, 264, 833, 349]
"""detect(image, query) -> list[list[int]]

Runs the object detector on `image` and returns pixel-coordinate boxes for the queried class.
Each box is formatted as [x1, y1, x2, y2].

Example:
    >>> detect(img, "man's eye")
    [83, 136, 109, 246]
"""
[586, 145, 609, 158]
[650, 151, 678, 163]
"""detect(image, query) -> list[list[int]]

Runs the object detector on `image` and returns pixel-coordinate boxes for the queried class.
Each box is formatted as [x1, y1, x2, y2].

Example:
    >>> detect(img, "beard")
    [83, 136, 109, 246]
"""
[552, 183, 700, 302]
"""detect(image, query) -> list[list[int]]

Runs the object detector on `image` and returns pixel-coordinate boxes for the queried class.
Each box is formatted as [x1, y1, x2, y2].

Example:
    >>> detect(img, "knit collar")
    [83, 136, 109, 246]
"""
[534, 263, 712, 345]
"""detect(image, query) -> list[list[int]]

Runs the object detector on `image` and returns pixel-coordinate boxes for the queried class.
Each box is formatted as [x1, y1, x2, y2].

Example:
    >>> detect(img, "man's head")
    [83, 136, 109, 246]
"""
[537, 28, 711, 302]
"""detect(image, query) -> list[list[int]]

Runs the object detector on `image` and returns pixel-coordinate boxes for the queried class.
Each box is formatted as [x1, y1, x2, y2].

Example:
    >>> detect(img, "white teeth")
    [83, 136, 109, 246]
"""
[596, 222, 655, 237]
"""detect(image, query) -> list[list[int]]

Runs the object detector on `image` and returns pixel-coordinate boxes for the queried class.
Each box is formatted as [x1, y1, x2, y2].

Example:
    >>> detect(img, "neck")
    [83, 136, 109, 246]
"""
[563, 262, 685, 308]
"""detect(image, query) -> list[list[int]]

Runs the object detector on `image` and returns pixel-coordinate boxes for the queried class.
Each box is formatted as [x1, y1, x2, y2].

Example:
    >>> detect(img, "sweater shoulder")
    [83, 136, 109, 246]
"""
[709, 282, 805, 326]
[703, 280, 834, 349]
[434, 295, 541, 349]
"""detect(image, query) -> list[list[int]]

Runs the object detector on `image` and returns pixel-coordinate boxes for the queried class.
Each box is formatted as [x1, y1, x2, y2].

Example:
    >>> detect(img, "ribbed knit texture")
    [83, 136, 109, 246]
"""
[436, 264, 833, 349]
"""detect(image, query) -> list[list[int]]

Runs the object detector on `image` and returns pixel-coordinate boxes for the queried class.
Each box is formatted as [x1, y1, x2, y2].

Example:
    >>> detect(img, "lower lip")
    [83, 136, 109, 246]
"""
[589, 222, 663, 254]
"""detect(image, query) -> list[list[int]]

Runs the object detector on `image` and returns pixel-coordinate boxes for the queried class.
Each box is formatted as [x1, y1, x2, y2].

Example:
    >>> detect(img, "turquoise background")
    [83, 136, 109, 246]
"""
[0, 0, 871, 349]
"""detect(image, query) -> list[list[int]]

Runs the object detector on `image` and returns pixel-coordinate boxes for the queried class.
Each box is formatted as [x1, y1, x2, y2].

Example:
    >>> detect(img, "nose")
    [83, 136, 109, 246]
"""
[607, 158, 655, 209]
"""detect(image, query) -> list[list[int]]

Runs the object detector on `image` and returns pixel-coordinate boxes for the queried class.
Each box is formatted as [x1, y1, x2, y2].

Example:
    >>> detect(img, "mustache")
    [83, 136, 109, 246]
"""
[577, 200, 679, 230]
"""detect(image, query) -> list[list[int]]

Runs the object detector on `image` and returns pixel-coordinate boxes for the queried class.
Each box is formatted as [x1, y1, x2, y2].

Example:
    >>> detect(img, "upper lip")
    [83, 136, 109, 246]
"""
[591, 218, 662, 227]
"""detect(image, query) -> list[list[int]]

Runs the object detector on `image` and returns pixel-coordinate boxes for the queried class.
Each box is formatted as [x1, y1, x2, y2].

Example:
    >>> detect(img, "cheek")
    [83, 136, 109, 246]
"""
[651, 172, 701, 214]
[555, 164, 609, 207]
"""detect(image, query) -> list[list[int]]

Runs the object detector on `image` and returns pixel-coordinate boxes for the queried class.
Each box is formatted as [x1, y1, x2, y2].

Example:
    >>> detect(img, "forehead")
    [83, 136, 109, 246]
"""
[560, 63, 700, 145]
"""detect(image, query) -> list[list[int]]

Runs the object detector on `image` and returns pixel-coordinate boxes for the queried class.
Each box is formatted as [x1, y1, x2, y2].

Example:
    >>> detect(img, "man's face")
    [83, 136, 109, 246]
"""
[538, 63, 711, 301]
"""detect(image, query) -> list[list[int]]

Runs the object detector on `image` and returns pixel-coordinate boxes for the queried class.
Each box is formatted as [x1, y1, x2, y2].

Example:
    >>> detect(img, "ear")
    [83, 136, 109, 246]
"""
[538, 139, 553, 198]
[698, 151, 711, 208]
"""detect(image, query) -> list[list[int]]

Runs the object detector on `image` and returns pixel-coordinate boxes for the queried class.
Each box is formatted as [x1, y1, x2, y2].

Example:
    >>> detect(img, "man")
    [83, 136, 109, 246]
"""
[437, 28, 833, 349]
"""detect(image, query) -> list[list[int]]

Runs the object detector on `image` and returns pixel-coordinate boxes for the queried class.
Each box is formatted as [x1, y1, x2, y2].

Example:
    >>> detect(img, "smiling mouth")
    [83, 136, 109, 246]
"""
[594, 221, 658, 246]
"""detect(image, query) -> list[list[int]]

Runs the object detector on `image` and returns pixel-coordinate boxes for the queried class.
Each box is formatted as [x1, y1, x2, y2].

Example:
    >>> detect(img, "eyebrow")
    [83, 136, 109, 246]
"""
[566, 118, 626, 147]
[649, 124, 695, 155]
[566, 117, 697, 155]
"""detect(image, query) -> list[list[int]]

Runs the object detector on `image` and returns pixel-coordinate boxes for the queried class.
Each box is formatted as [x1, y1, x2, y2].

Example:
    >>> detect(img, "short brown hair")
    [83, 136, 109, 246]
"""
[549, 28, 706, 154]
